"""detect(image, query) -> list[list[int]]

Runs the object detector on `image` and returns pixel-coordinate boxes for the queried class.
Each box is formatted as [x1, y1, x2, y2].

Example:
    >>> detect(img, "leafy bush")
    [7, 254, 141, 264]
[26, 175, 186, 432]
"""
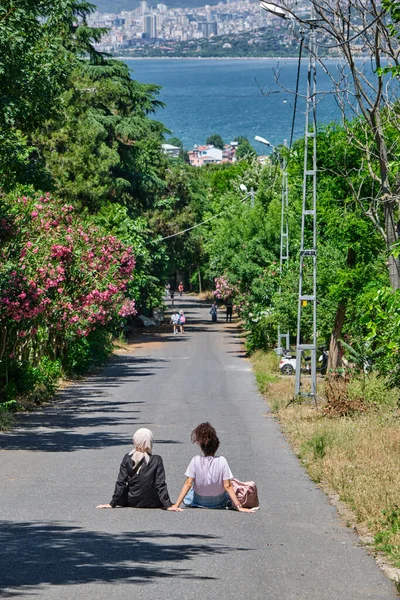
[0, 193, 137, 408]
[64, 329, 113, 375]
[374, 505, 400, 566]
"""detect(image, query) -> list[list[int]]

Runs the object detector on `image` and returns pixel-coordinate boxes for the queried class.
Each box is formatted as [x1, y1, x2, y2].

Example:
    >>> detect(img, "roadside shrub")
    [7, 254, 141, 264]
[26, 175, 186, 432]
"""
[0, 193, 136, 408]
[64, 329, 114, 375]
[347, 373, 399, 409]
[375, 505, 400, 566]
[301, 432, 332, 461]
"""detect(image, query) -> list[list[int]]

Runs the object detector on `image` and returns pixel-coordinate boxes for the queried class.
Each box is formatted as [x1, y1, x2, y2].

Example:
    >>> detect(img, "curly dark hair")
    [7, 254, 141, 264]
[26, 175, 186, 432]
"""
[191, 422, 220, 456]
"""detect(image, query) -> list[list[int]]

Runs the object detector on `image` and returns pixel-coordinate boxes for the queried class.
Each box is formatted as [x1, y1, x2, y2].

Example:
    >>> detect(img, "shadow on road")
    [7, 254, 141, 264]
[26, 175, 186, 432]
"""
[0, 521, 250, 596]
[0, 355, 165, 452]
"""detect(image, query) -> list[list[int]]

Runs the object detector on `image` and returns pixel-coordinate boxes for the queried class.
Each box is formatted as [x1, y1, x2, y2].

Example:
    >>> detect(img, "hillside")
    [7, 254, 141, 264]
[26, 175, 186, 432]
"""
[93, 0, 220, 11]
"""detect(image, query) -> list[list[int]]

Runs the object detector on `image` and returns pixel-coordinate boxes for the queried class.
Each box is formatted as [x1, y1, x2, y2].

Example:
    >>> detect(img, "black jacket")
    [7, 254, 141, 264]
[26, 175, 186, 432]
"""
[110, 454, 172, 508]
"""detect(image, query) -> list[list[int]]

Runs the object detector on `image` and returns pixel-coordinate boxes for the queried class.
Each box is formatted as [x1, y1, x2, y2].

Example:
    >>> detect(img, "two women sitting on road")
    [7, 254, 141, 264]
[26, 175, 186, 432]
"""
[97, 423, 256, 513]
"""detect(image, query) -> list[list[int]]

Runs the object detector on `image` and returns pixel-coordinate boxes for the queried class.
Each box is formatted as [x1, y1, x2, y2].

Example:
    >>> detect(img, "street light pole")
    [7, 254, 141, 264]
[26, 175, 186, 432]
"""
[294, 12, 317, 401]
[255, 135, 290, 354]
[279, 138, 290, 354]
[259, 1, 318, 400]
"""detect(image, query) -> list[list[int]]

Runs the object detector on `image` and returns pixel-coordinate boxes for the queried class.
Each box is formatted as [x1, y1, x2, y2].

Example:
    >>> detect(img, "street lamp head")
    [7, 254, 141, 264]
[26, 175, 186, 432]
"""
[255, 135, 274, 148]
[239, 184, 248, 192]
[260, 2, 290, 19]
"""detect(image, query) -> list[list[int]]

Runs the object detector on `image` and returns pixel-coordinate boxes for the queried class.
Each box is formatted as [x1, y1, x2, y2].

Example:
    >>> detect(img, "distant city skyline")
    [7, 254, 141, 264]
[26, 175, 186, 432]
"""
[88, 0, 310, 53]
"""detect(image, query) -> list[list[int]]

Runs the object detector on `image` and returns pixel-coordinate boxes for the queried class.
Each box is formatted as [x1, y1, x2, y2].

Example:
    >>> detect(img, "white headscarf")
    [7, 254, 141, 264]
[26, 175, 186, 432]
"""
[129, 428, 153, 466]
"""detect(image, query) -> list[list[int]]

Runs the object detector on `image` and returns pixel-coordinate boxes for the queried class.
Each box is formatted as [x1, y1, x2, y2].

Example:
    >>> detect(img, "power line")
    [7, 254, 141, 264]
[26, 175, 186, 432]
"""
[316, 9, 386, 49]
[151, 194, 250, 244]
[290, 36, 304, 149]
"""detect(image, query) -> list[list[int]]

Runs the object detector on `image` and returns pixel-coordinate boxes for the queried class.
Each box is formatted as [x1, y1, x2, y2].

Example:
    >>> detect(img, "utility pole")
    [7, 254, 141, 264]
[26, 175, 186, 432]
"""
[259, 1, 319, 398]
[255, 134, 290, 354]
[294, 17, 317, 400]
[278, 139, 290, 354]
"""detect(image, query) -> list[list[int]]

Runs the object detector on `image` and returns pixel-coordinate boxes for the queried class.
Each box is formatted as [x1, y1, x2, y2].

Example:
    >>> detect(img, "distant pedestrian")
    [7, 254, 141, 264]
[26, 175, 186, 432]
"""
[170, 289, 175, 306]
[225, 299, 233, 323]
[171, 310, 180, 335]
[179, 310, 186, 333]
[178, 282, 184, 297]
[165, 283, 170, 298]
[210, 302, 217, 323]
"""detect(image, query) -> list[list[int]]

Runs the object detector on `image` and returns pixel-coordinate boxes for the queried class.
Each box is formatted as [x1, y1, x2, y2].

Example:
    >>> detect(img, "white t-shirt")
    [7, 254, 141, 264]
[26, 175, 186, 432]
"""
[185, 455, 233, 496]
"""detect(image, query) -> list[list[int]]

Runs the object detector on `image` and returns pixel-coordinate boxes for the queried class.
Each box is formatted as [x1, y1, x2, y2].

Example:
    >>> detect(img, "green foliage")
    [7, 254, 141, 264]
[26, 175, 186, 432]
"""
[0, 0, 104, 190]
[63, 329, 113, 375]
[167, 137, 183, 149]
[35, 61, 167, 211]
[301, 433, 331, 461]
[0, 403, 16, 430]
[235, 137, 257, 160]
[374, 504, 400, 566]
[363, 288, 400, 387]
[95, 203, 167, 311]
[347, 374, 399, 409]
[206, 134, 225, 149]
[380, 1, 400, 77]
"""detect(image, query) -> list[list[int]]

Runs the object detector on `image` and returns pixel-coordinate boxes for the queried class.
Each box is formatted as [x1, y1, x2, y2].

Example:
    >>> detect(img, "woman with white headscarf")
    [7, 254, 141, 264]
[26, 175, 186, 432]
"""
[97, 428, 180, 510]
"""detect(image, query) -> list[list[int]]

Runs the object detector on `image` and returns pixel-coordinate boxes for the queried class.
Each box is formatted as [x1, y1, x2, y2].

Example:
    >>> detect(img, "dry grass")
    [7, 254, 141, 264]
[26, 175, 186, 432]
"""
[251, 350, 400, 571]
[197, 290, 215, 301]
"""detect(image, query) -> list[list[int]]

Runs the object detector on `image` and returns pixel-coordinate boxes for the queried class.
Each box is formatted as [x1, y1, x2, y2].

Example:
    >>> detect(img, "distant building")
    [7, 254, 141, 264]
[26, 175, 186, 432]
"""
[189, 143, 237, 167]
[162, 143, 181, 157]
[140, 1, 148, 15]
[157, 3, 168, 13]
[198, 21, 217, 37]
[143, 14, 157, 38]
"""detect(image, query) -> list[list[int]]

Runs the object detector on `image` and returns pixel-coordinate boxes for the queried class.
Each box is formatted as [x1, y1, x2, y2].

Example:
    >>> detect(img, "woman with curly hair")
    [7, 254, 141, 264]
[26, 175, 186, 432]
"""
[169, 422, 255, 513]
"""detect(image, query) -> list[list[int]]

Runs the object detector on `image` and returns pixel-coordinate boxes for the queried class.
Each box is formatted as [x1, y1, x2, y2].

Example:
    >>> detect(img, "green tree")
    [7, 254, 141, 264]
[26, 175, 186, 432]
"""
[167, 137, 184, 149]
[235, 137, 257, 160]
[276, 0, 400, 290]
[0, 1, 105, 190]
[206, 134, 225, 149]
[35, 60, 167, 211]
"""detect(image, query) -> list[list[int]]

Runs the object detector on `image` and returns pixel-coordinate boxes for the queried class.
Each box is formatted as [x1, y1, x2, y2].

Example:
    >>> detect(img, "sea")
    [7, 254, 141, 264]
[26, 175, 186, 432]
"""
[124, 58, 345, 152]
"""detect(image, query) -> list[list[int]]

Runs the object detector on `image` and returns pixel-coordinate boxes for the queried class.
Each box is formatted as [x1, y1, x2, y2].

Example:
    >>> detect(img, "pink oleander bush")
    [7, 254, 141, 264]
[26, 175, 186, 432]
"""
[0, 193, 137, 405]
[213, 275, 238, 300]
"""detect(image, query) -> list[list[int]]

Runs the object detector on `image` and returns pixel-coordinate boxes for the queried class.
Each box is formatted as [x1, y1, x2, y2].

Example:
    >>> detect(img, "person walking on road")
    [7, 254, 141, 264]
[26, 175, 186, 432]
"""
[170, 289, 175, 306]
[96, 428, 180, 510]
[210, 302, 217, 323]
[178, 281, 184, 297]
[171, 310, 180, 335]
[179, 310, 186, 334]
[225, 299, 233, 323]
[169, 422, 255, 512]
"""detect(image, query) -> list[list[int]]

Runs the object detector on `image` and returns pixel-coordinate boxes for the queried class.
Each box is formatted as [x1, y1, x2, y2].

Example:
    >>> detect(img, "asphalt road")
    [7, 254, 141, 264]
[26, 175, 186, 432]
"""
[0, 296, 397, 599]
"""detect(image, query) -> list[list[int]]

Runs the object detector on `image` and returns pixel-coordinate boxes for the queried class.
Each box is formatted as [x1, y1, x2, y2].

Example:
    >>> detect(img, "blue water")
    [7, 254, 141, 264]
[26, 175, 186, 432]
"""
[124, 58, 343, 152]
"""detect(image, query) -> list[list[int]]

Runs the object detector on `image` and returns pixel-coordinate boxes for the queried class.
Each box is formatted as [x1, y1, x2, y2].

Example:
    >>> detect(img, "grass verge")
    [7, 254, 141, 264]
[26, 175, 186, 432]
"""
[251, 349, 400, 576]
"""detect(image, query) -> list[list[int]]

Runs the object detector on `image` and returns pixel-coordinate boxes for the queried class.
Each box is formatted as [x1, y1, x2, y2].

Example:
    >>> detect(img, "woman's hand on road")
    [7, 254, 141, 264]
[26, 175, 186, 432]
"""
[237, 506, 258, 513]
[167, 504, 183, 512]
[96, 503, 112, 509]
